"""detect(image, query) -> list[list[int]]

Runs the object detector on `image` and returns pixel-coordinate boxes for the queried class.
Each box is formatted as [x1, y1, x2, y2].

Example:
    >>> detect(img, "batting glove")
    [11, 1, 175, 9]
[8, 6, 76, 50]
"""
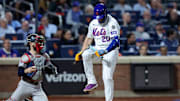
[95, 49, 107, 57]
[75, 51, 83, 62]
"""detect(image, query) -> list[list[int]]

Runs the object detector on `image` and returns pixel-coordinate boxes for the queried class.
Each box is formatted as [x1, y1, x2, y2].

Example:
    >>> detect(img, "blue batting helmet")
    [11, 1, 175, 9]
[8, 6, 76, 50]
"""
[93, 3, 107, 20]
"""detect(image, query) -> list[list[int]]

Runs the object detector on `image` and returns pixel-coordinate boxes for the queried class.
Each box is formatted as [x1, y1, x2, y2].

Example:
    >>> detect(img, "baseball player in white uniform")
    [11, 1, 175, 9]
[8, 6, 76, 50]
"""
[6, 34, 58, 101]
[75, 3, 120, 101]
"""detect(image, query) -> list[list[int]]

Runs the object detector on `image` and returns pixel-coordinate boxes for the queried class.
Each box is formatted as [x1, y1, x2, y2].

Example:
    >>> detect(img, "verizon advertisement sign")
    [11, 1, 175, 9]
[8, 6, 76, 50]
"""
[45, 71, 86, 83]
[43, 60, 87, 95]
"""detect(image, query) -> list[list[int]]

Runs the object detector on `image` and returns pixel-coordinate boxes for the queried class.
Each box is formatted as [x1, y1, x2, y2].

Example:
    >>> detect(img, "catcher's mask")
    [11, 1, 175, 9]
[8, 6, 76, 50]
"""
[27, 34, 46, 54]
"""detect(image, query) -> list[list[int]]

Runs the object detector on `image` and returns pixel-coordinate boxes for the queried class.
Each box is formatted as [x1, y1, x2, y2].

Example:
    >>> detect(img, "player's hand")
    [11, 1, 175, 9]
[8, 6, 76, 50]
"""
[75, 51, 83, 62]
[95, 50, 107, 57]
[24, 66, 37, 73]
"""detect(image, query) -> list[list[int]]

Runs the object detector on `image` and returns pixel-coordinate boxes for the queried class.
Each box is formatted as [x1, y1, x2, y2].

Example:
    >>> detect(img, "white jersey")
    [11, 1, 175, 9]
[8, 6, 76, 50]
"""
[87, 14, 120, 50]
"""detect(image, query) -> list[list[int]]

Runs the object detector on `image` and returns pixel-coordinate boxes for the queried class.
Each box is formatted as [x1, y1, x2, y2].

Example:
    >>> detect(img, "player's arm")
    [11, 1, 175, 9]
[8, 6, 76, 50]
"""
[96, 21, 120, 57]
[18, 66, 36, 76]
[44, 53, 58, 75]
[18, 54, 36, 76]
[75, 37, 93, 62]
[75, 22, 94, 62]
[106, 36, 120, 52]
[82, 37, 93, 51]
[96, 36, 120, 57]
[44, 62, 58, 75]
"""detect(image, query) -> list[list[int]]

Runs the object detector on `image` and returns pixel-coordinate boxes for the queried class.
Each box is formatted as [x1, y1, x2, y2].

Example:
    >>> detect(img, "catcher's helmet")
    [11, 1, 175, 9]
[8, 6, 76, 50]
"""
[93, 3, 107, 23]
[27, 34, 46, 54]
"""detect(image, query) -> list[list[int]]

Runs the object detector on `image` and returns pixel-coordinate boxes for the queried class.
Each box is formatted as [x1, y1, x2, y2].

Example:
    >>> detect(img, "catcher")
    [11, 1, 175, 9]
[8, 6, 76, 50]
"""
[7, 34, 57, 101]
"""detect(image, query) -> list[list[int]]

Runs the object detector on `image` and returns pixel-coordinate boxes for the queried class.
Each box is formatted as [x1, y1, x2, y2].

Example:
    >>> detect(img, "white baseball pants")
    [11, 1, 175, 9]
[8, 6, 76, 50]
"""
[82, 48, 118, 101]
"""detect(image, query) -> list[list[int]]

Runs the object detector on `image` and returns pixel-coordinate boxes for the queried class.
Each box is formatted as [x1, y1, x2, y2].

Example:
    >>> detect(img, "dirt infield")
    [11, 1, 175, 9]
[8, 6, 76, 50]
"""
[1, 96, 180, 101]
[48, 96, 180, 101]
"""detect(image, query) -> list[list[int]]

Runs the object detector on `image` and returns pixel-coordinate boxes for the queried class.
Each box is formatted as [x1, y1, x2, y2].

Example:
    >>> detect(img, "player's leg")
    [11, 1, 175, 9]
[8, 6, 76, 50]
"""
[32, 87, 48, 101]
[102, 50, 118, 101]
[7, 80, 32, 101]
[82, 48, 98, 91]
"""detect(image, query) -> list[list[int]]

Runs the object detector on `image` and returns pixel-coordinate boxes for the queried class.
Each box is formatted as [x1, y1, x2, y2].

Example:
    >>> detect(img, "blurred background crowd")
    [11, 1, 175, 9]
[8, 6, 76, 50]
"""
[0, 0, 180, 58]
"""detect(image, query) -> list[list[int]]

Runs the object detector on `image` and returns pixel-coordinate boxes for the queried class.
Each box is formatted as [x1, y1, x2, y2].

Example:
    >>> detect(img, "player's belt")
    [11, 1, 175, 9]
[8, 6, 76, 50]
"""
[22, 77, 39, 85]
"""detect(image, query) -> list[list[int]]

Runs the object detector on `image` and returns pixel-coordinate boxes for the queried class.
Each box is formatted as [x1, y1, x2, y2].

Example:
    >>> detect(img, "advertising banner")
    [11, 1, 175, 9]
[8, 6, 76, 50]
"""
[43, 59, 87, 95]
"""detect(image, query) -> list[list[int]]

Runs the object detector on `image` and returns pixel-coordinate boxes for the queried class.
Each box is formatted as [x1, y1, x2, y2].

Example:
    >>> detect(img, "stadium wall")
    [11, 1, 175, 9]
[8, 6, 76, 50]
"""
[0, 57, 180, 100]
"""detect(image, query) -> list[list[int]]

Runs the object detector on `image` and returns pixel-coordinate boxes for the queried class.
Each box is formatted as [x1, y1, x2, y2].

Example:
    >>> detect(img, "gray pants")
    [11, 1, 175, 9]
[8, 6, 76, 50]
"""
[7, 80, 48, 101]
